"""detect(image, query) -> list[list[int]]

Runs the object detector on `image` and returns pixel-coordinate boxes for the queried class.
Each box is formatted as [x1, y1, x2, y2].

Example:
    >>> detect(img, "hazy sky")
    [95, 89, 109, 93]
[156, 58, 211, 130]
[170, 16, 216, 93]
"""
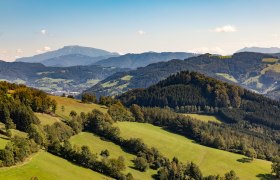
[1, 0, 280, 61]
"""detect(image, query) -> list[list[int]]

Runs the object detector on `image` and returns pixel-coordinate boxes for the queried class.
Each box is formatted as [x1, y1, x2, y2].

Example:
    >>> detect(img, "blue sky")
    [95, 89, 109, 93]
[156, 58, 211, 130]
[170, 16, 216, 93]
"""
[0, 0, 280, 61]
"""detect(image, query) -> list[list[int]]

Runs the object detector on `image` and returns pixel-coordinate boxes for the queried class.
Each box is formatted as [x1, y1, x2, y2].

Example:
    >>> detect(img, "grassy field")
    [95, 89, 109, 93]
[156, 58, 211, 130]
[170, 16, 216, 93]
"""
[120, 75, 133, 81]
[0, 151, 111, 180]
[70, 132, 156, 180]
[216, 73, 238, 83]
[117, 122, 272, 180]
[262, 64, 280, 73]
[50, 95, 107, 120]
[10, 129, 28, 138]
[183, 114, 222, 123]
[35, 113, 61, 126]
[262, 58, 279, 63]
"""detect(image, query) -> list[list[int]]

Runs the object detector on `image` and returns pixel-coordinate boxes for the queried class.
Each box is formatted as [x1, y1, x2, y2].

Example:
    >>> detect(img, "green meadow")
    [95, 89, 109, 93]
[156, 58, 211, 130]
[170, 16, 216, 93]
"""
[117, 122, 272, 180]
[50, 95, 107, 120]
[0, 151, 110, 180]
[70, 132, 156, 180]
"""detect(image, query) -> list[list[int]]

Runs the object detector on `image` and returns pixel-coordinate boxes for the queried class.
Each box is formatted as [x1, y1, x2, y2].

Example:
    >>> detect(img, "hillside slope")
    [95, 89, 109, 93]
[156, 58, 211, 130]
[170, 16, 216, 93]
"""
[86, 52, 280, 100]
[118, 122, 271, 179]
[0, 151, 110, 180]
[119, 71, 280, 129]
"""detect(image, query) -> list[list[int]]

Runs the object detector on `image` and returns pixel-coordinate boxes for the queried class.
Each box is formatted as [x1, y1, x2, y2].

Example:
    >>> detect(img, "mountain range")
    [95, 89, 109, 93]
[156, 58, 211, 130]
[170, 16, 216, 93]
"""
[93, 52, 196, 69]
[40, 54, 111, 67]
[237, 47, 280, 54]
[85, 52, 280, 100]
[4, 45, 280, 100]
[15, 46, 196, 68]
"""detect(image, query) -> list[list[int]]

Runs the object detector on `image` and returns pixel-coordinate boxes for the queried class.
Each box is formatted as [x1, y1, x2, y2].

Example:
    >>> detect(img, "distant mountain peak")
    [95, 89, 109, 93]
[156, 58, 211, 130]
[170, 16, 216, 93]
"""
[237, 47, 280, 54]
[15, 45, 120, 64]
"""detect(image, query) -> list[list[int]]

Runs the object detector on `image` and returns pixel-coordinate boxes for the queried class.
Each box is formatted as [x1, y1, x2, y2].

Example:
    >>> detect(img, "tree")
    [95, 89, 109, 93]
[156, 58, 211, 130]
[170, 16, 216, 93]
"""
[245, 148, 257, 160]
[100, 149, 110, 157]
[108, 102, 134, 122]
[67, 95, 75, 99]
[81, 93, 97, 104]
[99, 96, 118, 106]
[134, 157, 149, 172]
[28, 124, 47, 147]
[6, 129, 12, 138]
[185, 162, 203, 180]
[51, 99, 57, 113]
[224, 170, 239, 180]
[130, 104, 144, 122]
[126, 173, 134, 180]
[213, 135, 226, 149]
[69, 110, 77, 118]
[272, 157, 280, 178]
[0, 148, 14, 166]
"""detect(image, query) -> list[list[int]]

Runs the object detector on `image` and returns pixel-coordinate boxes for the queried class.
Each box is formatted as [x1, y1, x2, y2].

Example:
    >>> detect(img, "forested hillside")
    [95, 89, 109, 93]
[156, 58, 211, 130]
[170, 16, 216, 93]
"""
[118, 71, 280, 166]
[119, 71, 280, 128]
[87, 52, 280, 100]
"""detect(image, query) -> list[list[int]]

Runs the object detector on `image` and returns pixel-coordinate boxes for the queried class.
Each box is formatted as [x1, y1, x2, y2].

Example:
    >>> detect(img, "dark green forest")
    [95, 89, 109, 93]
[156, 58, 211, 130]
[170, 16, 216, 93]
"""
[119, 71, 280, 129]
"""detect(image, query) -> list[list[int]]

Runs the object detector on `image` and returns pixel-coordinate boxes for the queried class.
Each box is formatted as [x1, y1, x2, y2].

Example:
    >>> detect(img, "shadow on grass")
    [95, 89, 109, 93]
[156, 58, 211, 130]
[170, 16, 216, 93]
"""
[236, 157, 252, 163]
[0, 136, 9, 140]
[256, 174, 275, 180]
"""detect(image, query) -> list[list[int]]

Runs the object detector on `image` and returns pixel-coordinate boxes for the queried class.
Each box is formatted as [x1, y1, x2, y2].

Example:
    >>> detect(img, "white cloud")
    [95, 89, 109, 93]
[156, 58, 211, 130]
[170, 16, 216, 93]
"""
[43, 46, 51, 51]
[41, 29, 47, 35]
[36, 50, 43, 54]
[16, 49, 23, 53]
[214, 25, 237, 33]
[36, 46, 51, 54]
[188, 47, 227, 55]
[137, 30, 146, 35]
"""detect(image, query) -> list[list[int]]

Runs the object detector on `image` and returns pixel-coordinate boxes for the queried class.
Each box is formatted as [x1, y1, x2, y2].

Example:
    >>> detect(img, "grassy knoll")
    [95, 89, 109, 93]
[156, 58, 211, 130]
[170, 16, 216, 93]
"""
[70, 132, 156, 179]
[35, 113, 61, 126]
[50, 95, 107, 120]
[183, 113, 222, 123]
[117, 122, 272, 180]
[0, 151, 110, 180]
